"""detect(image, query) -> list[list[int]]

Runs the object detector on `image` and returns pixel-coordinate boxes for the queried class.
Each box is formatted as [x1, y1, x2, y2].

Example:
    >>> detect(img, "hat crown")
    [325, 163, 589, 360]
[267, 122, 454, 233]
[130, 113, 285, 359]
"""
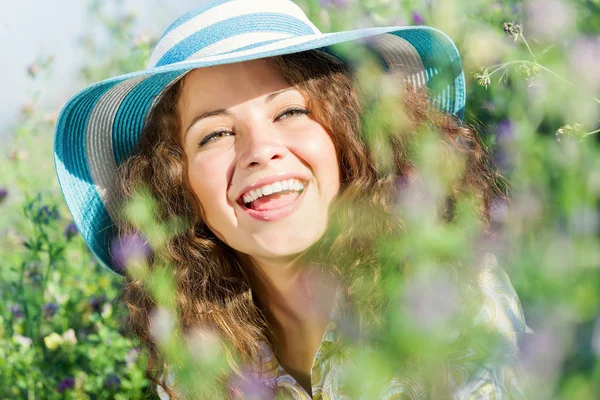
[147, 0, 321, 68]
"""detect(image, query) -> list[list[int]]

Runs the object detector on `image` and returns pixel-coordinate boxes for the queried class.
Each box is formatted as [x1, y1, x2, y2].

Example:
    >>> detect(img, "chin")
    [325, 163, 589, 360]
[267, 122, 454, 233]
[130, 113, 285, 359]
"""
[245, 224, 327, 262]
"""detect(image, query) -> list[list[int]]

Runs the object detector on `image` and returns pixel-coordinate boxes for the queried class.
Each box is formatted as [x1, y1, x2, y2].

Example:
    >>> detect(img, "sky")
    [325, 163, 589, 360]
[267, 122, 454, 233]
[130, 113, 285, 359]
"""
[0, 0, 204, 137]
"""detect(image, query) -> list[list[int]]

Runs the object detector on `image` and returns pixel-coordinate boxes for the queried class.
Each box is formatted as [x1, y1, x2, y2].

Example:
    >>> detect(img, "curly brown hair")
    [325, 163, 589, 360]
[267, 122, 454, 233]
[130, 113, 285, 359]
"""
[116, 50, 508, 398]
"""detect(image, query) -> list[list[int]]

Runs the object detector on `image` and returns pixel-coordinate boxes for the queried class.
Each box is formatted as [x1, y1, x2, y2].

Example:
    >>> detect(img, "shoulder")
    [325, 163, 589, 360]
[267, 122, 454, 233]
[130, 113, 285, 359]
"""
[472, 253, 530, 339]
[444, 253, 533, 398]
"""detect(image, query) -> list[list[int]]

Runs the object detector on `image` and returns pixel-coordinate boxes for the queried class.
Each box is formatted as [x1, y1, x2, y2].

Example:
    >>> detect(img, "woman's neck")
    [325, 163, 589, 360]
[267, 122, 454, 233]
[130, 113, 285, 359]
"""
[248, 255, 338, 327]
[246, 255, 339, 395]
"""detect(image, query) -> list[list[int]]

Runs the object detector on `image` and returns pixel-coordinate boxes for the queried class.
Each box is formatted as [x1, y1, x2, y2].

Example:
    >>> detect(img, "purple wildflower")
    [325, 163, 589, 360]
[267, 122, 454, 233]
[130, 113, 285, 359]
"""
[10, 304, 23, 319]
[526, 0, 574, 40]
[496, 119, 514, 141]
[36, 205, 60, 224]
[42, 302, 59, 319]
[520, 325, 564, 384]
[404, 272, 459, 332]
[104, 374, 121, 391]
[37, 206, 52, 222]
[411, 11, 424, 25]
[394, 174, 413, 197]
[110, 232, 151, 271]
[64, 223, 79, 239]
[489, 198, 510, 224]
[57, 377, 76, 393]
[569, 38, 600, 92]
[229, 368, 269, 398]
[89, 295, 108, 313]
[0, 187, 7, 203]
[24, 261, 44, 286]
[394, 175, 436, 220]
[320, 0, 350, 8]
[493, 119, 515, 171]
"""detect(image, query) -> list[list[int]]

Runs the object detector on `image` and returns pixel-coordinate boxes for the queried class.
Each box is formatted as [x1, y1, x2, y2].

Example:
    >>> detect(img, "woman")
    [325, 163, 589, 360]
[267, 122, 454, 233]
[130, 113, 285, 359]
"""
[54, 0, 529, 398]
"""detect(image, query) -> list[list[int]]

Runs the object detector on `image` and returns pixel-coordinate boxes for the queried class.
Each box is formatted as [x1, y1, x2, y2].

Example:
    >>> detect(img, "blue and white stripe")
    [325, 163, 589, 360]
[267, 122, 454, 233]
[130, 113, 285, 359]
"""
[148, 0, 320, 68]
[86, 77, 143, 219]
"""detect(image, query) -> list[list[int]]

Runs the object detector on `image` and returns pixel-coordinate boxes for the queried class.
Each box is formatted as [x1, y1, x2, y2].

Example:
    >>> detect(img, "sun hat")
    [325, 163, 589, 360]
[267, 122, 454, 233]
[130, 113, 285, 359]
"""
[53, 0, 466, 274]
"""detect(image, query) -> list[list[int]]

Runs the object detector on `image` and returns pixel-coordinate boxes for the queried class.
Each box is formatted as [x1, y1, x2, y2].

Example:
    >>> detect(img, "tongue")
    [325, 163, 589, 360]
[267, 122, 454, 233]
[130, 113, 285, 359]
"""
[250, 191, 300, 211]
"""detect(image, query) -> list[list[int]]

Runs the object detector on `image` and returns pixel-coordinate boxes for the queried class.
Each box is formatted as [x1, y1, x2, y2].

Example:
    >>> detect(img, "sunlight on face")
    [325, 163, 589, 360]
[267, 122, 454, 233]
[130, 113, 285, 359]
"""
[178, 59, 340, 267]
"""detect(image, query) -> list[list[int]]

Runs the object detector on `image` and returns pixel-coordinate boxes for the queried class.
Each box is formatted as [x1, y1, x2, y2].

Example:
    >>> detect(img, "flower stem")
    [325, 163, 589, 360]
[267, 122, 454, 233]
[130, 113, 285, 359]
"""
[534, 64, 600, 104]
[486, 60, 600, 105]
[582, 128, 600, 138]
[486, 60, 525, 76]
[519, 34, 536, 60]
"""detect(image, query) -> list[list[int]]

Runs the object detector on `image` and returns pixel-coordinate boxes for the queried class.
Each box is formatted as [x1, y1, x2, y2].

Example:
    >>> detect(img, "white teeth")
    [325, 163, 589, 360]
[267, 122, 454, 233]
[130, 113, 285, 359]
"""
[241, 178, 305, 205]
[262, 184, 273, 196]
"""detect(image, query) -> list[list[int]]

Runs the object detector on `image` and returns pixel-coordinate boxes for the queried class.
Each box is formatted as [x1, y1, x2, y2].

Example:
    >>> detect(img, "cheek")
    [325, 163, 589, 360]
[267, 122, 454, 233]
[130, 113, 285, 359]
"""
[187, 153, 233, 215]
[322, 144, 341, 201]
[296, 125, 340, 198]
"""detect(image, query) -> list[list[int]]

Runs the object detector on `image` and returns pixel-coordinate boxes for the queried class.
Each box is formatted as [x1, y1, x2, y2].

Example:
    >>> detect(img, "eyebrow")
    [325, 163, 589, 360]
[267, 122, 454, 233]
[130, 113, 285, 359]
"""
[184, 88, 296, 136]
[265, 87, 294, 103]
[184, 108, 229, 136]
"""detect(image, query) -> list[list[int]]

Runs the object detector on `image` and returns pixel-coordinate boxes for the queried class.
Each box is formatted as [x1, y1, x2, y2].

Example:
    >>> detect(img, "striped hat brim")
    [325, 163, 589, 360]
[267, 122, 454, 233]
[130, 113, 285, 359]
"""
[54, 25, 465, 274]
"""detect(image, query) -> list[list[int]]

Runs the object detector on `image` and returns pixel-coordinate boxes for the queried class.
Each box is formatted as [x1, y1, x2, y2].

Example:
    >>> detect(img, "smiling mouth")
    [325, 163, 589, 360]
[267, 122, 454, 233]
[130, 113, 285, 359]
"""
[238, 179, 306, 211]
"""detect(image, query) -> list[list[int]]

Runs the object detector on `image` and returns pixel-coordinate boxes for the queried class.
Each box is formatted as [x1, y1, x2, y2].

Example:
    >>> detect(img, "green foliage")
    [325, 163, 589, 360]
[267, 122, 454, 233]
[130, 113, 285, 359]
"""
[0, 2, 155, 399]
[0, 193, 153, 399]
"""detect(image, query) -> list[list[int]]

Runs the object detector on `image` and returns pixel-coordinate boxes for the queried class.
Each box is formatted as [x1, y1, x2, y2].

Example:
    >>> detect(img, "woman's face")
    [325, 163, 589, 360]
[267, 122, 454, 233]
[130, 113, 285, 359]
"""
[178, 59, 340, 266]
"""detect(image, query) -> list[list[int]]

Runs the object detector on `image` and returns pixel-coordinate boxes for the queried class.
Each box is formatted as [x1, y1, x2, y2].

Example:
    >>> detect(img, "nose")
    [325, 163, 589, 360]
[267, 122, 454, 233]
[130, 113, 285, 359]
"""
[237, 121, 288, 169]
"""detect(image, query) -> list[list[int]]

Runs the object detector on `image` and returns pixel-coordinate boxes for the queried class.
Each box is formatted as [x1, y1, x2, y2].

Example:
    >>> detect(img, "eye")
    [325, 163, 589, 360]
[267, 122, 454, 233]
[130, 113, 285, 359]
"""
[199, 129, 234, 147]
[275, 106, 310, 121]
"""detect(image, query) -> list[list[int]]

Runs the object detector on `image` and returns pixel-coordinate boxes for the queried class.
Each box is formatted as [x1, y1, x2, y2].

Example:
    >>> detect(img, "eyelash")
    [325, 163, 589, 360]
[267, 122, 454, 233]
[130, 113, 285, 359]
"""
[198, 107, 310, 147]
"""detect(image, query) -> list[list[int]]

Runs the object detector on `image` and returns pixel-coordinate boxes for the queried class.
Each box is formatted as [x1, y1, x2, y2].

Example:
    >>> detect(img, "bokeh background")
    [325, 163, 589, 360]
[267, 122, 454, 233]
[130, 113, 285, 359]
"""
[1, 0, 599, 398]
[0, 0, 203, 138]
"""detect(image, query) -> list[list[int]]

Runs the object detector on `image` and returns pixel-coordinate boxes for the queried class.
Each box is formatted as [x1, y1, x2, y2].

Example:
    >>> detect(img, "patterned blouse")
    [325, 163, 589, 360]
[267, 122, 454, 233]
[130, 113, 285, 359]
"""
[158, 256, 532, 399]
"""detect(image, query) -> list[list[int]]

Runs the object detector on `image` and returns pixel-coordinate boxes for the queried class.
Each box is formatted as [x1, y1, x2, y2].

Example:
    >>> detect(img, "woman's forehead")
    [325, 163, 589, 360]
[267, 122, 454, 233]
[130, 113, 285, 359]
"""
[178, 59, 297, 112]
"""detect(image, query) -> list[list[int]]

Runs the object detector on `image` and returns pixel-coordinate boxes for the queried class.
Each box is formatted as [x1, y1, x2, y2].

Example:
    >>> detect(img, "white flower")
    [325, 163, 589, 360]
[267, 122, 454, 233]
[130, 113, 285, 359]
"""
[14, 335, 33, 348]
[62, 329, 78, 345]
[150, 307, 176, 345]
[186, 328, 222, 361]
[101, 303, 113, 319]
